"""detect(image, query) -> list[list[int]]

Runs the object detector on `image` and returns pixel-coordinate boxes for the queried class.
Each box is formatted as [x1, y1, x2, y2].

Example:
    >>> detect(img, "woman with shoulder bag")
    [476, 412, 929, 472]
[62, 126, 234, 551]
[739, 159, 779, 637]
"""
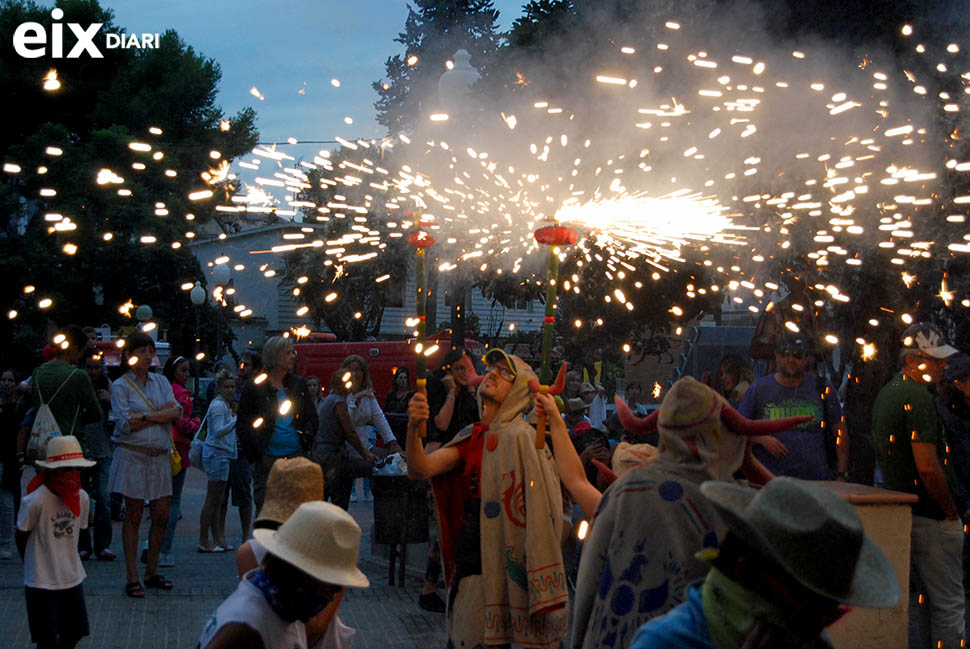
[108, 332, 182, 598]
[236, 336, 318, 513]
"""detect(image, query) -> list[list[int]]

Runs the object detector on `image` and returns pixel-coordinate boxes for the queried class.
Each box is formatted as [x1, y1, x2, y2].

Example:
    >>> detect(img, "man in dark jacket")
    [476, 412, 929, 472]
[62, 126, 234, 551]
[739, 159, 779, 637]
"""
[236, 336, 318, 512]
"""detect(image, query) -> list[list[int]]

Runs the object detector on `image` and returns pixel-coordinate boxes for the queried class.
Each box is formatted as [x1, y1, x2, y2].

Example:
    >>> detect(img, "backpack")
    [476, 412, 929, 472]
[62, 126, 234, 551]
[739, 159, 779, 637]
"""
[26, 369, 80, 463]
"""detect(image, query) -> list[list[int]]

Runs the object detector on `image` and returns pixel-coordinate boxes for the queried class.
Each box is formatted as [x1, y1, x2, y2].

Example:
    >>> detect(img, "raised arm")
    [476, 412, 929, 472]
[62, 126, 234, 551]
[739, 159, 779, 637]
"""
[406, 392, 460, 480]
[537, 392, 602, 517]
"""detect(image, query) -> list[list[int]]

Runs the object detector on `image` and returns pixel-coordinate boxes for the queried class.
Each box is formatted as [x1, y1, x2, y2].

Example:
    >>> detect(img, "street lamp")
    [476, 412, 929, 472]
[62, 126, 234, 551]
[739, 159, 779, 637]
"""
[211, 263, 232, 367]
[135, 304, 156, 337]
[437, 49, 480, 347]
[190, 281, 206, 402]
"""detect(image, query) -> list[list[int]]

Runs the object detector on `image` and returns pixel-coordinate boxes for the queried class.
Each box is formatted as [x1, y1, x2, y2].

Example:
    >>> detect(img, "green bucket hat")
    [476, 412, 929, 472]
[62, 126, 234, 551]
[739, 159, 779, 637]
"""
[700, 477, 898, 609]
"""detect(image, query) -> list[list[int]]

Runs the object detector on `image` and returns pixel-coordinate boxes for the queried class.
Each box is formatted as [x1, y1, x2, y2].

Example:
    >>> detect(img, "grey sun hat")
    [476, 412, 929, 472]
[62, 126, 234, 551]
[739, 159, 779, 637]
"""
[700, 477, 898, 609]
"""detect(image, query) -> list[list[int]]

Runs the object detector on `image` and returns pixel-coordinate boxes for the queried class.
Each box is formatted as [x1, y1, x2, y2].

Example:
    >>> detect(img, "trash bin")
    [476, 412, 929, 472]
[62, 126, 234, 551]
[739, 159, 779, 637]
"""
[371, 475, 429, 585]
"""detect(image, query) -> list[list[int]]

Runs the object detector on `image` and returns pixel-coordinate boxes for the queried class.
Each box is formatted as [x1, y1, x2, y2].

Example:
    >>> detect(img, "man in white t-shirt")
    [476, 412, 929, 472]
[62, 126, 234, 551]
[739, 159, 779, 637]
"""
[16, 435, 95, 649]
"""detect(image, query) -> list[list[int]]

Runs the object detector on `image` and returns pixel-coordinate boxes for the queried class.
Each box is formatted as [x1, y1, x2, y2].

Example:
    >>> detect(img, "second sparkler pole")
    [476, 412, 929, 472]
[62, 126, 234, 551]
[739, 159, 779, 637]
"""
[407, 215, 435, 440]
[533, 223, 578, 448]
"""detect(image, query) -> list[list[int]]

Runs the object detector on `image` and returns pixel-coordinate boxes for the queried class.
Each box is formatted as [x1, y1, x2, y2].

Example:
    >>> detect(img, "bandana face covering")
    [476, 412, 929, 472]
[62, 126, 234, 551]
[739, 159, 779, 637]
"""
[27, 470, 82, 516]
[701, 567, 834, 649]
[248, 568, 334, 623]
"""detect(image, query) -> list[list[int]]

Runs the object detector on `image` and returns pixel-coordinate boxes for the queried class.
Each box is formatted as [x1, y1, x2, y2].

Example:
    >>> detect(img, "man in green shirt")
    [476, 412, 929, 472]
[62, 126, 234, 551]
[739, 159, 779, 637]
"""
[21, 325, 102, 453]
[872, 322, 963, 649]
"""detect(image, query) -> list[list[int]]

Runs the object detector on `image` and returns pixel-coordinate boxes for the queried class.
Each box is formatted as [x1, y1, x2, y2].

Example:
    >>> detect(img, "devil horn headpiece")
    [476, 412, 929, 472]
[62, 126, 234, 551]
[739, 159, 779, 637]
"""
[613, 394, 812, 437]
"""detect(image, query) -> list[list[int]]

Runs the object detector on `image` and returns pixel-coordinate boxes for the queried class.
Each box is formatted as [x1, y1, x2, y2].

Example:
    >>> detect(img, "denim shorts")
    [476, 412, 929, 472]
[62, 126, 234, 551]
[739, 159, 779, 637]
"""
[202, 454, 230, 482]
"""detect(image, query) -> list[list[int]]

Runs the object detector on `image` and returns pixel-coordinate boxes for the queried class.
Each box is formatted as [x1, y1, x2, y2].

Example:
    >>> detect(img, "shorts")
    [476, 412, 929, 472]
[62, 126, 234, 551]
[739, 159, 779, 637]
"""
[25, 584, 89, 645]
[202, 454, 230, 482]
[224, 456, 253, 507]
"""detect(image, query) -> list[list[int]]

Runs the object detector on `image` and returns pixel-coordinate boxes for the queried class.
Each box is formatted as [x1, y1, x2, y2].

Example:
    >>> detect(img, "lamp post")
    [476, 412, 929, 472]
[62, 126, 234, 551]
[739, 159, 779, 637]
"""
[437, 49, 480, 348]
[190, 281, 206, 403]
[212, 263, 231, 368]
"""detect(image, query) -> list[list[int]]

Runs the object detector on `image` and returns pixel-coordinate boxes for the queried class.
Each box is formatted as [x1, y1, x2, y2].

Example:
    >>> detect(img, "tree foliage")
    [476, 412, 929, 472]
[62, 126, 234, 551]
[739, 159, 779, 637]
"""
[373, 0, 502, 135]
[0, 0, 258, 368]
[280, 149, 412, 340]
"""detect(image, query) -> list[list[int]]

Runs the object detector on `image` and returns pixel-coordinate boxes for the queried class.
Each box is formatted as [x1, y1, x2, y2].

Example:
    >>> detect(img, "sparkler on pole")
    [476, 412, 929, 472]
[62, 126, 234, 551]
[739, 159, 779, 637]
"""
[529, 222, 577, 449]
[406, 213, 435, 440]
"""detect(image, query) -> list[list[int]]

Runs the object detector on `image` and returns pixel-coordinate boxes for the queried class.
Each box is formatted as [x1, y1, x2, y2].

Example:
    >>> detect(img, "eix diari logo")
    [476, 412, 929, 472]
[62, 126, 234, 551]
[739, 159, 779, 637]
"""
[13, 7, 159, 59]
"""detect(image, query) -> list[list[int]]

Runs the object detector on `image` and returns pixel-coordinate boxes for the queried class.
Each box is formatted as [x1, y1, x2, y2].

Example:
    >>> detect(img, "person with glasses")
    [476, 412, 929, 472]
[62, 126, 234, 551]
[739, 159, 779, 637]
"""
[872, 323, 964, 649]
[406, 349, 569, 649]
[737, 333, 848, 481]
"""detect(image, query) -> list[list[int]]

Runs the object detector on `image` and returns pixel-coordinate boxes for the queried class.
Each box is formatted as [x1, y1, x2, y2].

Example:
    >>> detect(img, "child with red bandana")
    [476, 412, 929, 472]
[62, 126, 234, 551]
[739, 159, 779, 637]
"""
[16, 435, 94, 649]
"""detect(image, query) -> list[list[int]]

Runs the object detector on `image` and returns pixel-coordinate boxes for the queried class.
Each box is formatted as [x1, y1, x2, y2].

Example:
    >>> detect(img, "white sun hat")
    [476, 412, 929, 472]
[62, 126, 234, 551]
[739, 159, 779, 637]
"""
[35, 435, 96, 470]
[253, 501, 370, 588]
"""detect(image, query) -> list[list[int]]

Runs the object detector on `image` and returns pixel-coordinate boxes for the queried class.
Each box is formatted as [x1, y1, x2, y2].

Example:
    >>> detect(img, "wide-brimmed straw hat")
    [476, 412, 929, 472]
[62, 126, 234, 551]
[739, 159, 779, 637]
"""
[255, 457, 324, 527]
[253, 501, 370, 588]
[35, 435, 96, 470]
[700, 477, 898, 608]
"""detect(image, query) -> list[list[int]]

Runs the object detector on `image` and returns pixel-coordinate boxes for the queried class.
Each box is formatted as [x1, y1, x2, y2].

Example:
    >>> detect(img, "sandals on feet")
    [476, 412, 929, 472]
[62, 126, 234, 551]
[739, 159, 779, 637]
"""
[145, 574, 173, 590]
[125, 581, 145, 598]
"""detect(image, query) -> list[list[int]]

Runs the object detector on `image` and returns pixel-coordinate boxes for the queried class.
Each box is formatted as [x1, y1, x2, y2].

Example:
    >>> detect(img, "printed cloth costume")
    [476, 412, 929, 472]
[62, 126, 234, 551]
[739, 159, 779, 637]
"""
[431, 355, 569, 648]
[572, 377, 810, 649]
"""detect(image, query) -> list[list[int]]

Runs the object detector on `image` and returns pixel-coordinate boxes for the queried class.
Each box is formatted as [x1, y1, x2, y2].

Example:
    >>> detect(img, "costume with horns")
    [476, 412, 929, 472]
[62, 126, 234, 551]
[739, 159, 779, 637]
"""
[571, 377, 811, 649]
[432, 355, 569, 648]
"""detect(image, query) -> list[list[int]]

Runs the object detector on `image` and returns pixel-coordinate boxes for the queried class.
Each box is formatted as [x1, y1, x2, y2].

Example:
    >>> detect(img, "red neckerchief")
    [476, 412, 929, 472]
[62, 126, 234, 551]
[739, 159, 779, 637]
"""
[27, 471, 82, 516]
[462, 422, 489, 497]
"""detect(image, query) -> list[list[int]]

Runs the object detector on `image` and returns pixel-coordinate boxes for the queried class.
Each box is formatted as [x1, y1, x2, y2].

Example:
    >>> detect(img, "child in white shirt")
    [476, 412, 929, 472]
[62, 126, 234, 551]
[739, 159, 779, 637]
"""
[16, 435, 95, 649]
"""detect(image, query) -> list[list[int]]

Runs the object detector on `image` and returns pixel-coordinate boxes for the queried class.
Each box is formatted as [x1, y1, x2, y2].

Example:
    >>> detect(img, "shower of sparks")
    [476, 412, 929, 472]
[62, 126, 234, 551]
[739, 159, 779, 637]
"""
[8, 18, 970, 350]
[555, 193, 741, 267]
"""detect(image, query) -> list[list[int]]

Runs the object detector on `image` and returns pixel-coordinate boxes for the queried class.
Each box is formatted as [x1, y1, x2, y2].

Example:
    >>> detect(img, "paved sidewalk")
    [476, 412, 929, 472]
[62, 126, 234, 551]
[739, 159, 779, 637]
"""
[0, 469, 445, 648]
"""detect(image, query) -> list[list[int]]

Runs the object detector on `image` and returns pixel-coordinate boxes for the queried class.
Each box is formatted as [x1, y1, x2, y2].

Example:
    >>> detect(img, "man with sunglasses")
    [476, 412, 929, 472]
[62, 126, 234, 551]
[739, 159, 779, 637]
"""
[872, 323, 963, 649]
[737, 333, 847, 481]
[407, 349, 569, 649]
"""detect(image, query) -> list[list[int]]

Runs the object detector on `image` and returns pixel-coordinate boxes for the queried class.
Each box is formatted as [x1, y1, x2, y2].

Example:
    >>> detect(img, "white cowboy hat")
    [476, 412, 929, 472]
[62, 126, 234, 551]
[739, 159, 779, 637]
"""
[700, 477, 899, 609]
[36, 435, 96, 470]
[253, 501, 370, 588]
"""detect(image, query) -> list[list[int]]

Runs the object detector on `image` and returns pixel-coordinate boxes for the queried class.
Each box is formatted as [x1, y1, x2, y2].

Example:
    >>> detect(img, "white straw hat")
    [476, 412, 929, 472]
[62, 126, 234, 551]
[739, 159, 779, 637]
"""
[253, 501, 370, 588]
[35, 436, 96, 470]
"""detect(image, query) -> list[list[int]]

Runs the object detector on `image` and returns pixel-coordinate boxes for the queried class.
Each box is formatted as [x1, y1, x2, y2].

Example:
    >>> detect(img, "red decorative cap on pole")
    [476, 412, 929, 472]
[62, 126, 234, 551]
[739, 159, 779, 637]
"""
[405, 212, 436, 248]
[534, 224, 578, 246]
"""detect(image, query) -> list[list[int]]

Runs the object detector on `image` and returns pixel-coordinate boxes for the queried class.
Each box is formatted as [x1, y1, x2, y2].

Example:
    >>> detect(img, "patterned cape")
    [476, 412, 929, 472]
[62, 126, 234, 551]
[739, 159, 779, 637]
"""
[432, 355, 569, 647]
[572, 377, 748, 649]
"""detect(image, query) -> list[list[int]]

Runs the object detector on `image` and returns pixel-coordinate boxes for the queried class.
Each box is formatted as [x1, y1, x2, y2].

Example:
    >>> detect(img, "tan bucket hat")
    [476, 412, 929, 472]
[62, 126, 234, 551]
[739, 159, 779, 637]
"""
[36, 436, 96, 470]
[256, 457, 324, 527]
[254, 501, 370, 588]
[700, 477, 899, 608]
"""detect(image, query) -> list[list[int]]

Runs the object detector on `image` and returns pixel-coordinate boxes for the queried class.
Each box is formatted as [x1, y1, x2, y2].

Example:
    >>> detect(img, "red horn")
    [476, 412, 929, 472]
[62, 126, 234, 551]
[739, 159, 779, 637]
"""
[548, 362, 568, 395]
[528, 378, 542, 393]
[592, 459, 618, 486]
[720, 403, 814, 437]
[614, 395, 659, 434]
